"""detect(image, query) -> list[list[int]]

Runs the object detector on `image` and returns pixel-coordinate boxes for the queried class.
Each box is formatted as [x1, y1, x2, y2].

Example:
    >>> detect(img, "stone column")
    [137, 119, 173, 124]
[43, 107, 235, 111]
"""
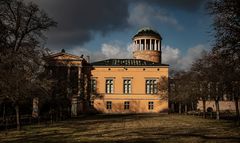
[159, 40, 162, 51]
[158, 40, 160, 51]
[67, 66, 70, 82]
[138, 40, 140, 50]
[32, 97, 39, 118]
[78, 66, 82, 96]
[135, 40, 137, 50]
[71, 97, 77, 116]
[67, 66, 71, 97]
[137, 40, 140, 50]
[144, 39, 146, 50]
[150, 39, 152, 50]
[140, 39, 142, 50]
[154, 39, 157, 50]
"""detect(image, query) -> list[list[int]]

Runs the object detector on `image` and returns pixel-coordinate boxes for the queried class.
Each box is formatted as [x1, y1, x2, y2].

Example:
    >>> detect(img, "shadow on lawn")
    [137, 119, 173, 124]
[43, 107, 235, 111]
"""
[6, 129, 239, 143]
[1, 114, 240, 143]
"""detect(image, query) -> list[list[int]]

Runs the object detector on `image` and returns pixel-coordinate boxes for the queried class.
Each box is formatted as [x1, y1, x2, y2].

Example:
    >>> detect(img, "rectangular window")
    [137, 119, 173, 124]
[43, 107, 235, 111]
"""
[106, 101, 112, 110]
[124, 101, 130, 110]
[106, 79, 114, 94]
[91, 79, 97, 93]
[146, 79, 158, 94]
[123, 79, 131, 94]
[148, 102, 154, 110]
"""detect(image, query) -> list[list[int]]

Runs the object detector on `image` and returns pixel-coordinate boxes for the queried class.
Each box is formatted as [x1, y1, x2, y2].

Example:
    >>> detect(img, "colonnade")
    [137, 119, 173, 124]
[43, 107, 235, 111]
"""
[66, 65, 83, 97]
[133, 39, 161, 51]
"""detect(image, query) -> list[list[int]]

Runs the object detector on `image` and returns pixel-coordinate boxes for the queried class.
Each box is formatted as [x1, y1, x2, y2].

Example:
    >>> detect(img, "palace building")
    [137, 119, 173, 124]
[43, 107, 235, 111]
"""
[46, 28, 169, 115]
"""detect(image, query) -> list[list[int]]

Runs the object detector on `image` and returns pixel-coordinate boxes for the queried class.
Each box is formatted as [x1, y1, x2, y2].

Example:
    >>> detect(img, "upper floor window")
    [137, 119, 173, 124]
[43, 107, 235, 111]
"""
[106, 79, 114, 94]
[146, 79, 158, 94]
[123, 79, 131, 94]
[91, 79, 97, 93]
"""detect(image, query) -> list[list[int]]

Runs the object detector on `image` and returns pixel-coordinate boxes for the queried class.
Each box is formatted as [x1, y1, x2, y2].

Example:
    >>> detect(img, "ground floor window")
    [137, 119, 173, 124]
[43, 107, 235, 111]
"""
[106, 101, 112, 110]
[124, 101, 130, 110]
[148, 102, 154, 110]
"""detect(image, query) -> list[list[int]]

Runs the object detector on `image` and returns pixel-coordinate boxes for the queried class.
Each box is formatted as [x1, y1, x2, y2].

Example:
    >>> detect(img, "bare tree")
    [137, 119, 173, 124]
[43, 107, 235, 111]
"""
[0, 0, 56, 130]
[208, 0, 240, 120]
[168, 71, 195, 114]
[191, 53, 209, 117]
[158, 76, 168, 99]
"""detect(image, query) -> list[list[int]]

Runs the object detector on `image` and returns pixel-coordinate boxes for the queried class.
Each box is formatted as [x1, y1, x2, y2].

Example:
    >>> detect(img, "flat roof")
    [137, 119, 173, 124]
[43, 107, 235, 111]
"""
[91, 59, 169, 67]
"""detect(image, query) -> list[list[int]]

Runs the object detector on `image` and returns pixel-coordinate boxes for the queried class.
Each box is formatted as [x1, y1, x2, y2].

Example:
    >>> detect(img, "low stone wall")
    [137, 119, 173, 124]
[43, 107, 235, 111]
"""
[197, 100, 240, 112]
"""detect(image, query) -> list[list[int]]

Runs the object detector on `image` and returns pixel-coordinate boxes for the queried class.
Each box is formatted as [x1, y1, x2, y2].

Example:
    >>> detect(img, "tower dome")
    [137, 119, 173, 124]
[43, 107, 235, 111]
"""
[132, 27, 162, 63]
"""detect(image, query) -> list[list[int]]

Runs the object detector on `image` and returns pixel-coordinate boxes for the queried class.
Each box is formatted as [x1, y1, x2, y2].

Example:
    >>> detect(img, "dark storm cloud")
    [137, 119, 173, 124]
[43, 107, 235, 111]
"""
[29, 0, 129, 49]
[27, 0, 206, 50]
[136, 0, 207, 12]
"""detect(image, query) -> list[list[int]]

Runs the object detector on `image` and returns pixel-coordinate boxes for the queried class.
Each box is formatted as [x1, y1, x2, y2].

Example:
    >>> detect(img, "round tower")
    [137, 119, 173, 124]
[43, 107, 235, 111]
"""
[132, 27, 162, 63]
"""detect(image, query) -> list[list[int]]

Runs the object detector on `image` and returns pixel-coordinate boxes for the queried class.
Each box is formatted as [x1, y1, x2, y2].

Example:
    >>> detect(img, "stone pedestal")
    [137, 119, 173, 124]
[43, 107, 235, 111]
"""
[71, 97, 78, 116]
[32, 97, 39, 118]
[71, 96, 86, 116]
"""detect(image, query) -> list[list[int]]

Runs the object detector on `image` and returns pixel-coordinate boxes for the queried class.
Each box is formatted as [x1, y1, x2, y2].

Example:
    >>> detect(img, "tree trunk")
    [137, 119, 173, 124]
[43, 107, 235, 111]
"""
[3, 103, 7, 130]
[215, 100, 220, 120]
[179, 103, 182, 114]
[15, 105, 21, 130]
[202, 100, 206, 118]
[184, 104, 188, 114]
[191, 102, 194, 111]
[234, 97, 239, 121]
[50, 107, 53, 124]
[60, 107, 62, 120]
[3, 103, 5, 120]
[171, 103, 175, 113]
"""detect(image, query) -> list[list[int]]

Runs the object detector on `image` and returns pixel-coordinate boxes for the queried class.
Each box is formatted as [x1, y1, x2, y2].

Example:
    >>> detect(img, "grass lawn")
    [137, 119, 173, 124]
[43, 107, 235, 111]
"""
[0, 114, 240, 143]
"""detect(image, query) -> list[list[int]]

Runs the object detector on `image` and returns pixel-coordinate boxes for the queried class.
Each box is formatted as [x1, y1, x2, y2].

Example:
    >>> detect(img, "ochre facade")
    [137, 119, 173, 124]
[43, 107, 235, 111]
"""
[47, 28, 169, 115]
[91, 66, 168, 113]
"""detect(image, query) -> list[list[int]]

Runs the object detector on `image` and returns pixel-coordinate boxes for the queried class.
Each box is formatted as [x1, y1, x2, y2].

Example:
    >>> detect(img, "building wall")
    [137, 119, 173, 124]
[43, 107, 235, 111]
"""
[91, 66, 168, 113]
[197, 100, 240, 112]
[133, 50, 161, 63]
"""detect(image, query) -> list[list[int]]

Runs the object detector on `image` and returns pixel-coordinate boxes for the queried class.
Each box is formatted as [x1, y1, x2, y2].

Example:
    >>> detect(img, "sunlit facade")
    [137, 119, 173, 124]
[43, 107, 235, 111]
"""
[90, 28, 169, 113]
[46, 28, 169, 115]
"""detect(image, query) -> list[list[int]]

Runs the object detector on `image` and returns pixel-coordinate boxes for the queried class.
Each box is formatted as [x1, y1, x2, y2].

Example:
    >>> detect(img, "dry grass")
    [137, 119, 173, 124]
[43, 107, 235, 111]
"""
[0, 114, 240, 143]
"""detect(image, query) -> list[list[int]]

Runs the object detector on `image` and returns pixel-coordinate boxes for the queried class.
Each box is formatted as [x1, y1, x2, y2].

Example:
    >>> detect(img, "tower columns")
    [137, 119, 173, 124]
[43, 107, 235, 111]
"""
[154, 39, 157, 50]
[158, 40, 160, 51]
[140, 39, 142, 50]
[134, 38, 161, 51]
[150, 39, 152, 50]
[144, 39, 146, 50]
[132, 28, 162, 63]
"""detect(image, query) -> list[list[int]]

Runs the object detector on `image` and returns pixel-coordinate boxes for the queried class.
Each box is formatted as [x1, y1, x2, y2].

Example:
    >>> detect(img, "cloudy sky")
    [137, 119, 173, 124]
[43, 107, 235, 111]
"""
[28, 0, 212, 70]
